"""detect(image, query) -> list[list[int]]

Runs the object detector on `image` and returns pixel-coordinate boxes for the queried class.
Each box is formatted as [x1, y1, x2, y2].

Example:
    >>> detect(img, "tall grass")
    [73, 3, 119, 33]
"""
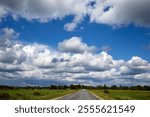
[0, 89, 75, 100]
[89, 90, 150, 100]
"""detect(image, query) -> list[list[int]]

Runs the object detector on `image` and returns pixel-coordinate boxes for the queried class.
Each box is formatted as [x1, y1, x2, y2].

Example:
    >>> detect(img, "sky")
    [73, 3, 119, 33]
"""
[0, 0, 150, 86]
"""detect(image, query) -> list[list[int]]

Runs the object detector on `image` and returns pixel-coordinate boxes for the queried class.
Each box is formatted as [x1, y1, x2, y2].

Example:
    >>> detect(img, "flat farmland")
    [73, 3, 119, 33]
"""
[90, 90, 150, 100]
[0, 89, 75, 100]
[1, 88, 150, 100]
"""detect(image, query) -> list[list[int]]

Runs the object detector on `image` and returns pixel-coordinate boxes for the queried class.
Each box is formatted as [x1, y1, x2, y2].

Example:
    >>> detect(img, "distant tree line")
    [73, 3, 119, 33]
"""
[0, 84, 150, 90]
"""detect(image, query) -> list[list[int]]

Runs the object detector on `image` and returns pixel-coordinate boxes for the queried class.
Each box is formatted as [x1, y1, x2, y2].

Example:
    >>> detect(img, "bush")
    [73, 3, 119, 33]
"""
[33, 91, 41, 96]
[103, 89, 110, 94]
[0, 92, 11, 99]
[15, 93, 23, 97]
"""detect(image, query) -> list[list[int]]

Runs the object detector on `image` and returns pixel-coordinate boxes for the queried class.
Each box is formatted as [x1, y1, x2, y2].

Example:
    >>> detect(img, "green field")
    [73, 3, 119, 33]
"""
[90, 90, 150, 100]
[0, 89, 75, 100]
[1, 88, 150, 100]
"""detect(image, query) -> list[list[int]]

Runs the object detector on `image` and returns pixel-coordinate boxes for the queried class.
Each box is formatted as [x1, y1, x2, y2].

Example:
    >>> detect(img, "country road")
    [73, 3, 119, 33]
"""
[58, 89, 99, 100]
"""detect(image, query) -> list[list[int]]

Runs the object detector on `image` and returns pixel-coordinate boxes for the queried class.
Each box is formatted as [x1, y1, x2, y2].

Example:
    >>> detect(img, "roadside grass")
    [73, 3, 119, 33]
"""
[89, 90, 150, 100]
[0, 89, 76, 100]
[1, 88, 150, 100]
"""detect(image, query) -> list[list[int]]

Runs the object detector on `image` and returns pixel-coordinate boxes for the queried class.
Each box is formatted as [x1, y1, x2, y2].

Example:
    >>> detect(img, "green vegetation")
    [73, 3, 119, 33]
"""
[0, 88, 75, 100]
[0, 85, 150, 100]
[90, 90, 150, 100]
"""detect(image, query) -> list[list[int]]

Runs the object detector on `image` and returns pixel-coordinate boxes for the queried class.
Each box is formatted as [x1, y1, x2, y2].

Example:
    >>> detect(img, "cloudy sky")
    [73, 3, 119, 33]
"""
[0, 0, 150, 86]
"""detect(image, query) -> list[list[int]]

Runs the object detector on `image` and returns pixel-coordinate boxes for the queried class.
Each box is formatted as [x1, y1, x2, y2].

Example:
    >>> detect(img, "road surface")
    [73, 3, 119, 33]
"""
[59, 89, 99, 100]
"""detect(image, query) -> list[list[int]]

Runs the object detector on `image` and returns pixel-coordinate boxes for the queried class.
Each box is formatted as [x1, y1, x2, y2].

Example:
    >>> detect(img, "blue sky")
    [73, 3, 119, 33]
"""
[1, 16, 150, 61]
[0, 0, 150, 86]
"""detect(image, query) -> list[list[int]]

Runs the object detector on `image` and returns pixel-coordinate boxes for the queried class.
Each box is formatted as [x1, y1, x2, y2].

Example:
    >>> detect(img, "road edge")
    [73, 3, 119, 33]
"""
[88, 90, 104, 100]
[51, 90, 79, 100]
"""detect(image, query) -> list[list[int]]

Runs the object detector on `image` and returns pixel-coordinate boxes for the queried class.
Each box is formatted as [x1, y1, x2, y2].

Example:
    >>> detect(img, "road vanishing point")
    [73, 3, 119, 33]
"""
[58, 89, 100, 100]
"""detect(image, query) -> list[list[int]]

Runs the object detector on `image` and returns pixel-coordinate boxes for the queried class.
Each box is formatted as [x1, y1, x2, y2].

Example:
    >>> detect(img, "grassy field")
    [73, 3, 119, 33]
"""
[90, 90, 150, 100]
[1, 88, 150, 100]
[0, 89, 76, 100]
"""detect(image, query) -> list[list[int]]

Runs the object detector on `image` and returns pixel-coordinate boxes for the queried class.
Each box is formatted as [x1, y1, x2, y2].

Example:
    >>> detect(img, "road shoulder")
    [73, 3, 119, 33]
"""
[51, 90, 79, 100]
[88, 90, 104, 100]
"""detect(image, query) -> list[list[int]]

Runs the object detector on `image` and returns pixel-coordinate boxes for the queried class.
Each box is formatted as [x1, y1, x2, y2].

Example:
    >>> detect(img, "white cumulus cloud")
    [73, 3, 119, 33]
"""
[0, 28, 150, 86]
[1, 0, 150, 30]
[58, 37, 96, 53]
[0, 0, 90, 31]
[89, 0, 150, 27]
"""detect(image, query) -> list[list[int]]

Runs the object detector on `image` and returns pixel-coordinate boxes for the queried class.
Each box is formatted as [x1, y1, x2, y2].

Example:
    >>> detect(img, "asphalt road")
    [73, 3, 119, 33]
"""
[59, 89, 99, 100]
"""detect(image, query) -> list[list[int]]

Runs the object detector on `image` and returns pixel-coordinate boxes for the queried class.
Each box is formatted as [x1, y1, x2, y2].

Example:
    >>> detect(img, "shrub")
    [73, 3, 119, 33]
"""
[103, 89, 110, 94]
[33, 91, 41, 96]
[16, 93, 23, 97]
[0, 92, 11, 99]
